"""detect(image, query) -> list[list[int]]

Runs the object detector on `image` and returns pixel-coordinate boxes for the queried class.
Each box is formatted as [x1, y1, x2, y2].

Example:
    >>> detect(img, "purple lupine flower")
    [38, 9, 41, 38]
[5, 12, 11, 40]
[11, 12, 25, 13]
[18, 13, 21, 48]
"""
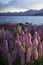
[12, 50, 17, 62]
[6, 29, 10, 39]
[26, 47, 32, 63]
[33, 38, 39, 48]
[32, 31, 38, 42]
[39, 43, 43, 56]
[0, 29, 1, 39]
[9, 34, 13, 49]
[34, 31, 38, 38]
[2, 40, 12, 65]
[0, 44, 5, 53]
[0, 45, 3, 52]
[3, 30, 6, 39]
[7, 52, 12, 65]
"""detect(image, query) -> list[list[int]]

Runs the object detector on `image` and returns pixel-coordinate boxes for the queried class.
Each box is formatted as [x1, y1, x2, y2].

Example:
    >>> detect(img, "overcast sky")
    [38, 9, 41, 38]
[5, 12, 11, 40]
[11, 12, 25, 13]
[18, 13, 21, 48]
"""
[0, 0, 43, 13]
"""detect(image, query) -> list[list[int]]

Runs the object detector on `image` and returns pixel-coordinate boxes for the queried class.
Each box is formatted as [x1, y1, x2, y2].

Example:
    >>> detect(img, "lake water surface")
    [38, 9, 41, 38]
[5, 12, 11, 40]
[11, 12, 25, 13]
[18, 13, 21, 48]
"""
[0, 16, 43, 25]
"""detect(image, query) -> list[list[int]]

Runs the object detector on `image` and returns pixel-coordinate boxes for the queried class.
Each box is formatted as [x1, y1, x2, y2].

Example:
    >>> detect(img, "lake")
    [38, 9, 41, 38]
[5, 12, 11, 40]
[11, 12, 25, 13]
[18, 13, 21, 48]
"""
[0, 16, 43, 25]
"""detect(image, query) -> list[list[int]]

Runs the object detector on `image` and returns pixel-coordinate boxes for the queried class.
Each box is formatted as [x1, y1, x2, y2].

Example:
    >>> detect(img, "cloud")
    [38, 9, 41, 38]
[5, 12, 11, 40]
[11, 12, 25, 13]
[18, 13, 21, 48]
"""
[0, 0, 11, 4]
[0, 7, 27, 13]
[0, 0, 12, 9]
[0, 0, 43, 12]
[31, 3, 43, 10]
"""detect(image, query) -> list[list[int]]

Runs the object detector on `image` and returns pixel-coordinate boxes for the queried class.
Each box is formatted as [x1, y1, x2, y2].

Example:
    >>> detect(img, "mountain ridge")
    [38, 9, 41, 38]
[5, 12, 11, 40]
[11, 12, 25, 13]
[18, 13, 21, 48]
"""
[0, 9, 43, 16]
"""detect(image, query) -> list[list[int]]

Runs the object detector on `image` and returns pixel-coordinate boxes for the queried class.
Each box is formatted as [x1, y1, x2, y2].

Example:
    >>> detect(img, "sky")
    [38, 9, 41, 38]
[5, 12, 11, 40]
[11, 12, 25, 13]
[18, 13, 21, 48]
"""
[0, 0, 43, 13]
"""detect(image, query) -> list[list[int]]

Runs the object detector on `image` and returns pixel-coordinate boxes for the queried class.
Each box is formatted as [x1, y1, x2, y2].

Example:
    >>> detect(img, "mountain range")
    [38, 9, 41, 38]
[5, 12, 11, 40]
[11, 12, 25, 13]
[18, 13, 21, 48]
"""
[0, 9, 43, 16]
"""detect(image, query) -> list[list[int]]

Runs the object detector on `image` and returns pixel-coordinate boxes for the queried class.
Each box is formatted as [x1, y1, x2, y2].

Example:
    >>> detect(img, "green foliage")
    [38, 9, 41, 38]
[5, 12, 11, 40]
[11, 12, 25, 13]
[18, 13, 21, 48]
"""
[0, 39, 3, 44]
[12, 53, 21, 65]
[0, 52, 8, 65]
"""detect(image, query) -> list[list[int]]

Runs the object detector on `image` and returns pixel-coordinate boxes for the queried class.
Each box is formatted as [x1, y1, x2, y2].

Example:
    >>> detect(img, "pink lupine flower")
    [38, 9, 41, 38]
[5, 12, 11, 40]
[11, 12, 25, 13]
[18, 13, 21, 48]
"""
[20, 31, 26, 48]
[3, 40, 9, 52]
[33, 46, 38, 60]
[1, 28, 6, 36]
[39, 43, 43, 56]
[26, 33, 32, 48]
[26, 34, 28, 42]
[20, 32, 25, 43]
[16, 33, 20, 41]
[20, 35, 26, 44]
[21, 31, 26, 42]
[19, 43, 25, 65]
[19, 35, 22, 42]
[14, 40, 20, 53]
[26, 47, 32, 63]
[12, 40, 21, 62]
[32, 31, 40, 48]
[28, 33, 32, 47]
[1, 28, 6, 39]
[27, 32, 31, 38]
[33, 31, 40, 44]
[14, 40, 18, 52]
[37, 34, 40, 43]
[42, 43, 43, 55]
[1, 27, 5, 39]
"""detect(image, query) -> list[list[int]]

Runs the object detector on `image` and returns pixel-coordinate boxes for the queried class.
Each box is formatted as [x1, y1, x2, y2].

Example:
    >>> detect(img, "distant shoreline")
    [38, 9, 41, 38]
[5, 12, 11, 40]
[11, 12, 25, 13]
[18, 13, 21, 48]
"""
[0, 15, 43, 16]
